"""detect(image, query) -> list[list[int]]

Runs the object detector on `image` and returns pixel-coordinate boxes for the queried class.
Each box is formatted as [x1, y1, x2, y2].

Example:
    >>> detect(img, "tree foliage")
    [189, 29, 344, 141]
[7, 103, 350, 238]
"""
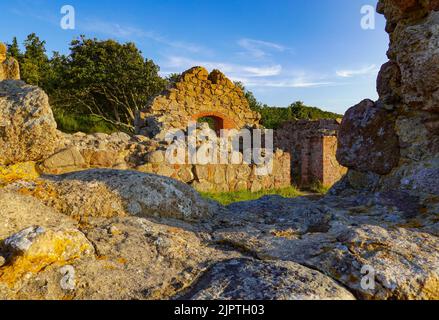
[51, 36, 166, 130]
[236, 84, 343, 129]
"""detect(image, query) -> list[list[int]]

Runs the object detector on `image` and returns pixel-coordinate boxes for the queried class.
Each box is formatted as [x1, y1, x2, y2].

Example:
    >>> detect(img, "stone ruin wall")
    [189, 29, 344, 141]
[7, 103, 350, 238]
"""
[135, 67, 261, 139]
[275, 119, 347, 188]
[0, 59, 342, 193]
[37, 130, 291, 193]
[33, 63, 291, 193]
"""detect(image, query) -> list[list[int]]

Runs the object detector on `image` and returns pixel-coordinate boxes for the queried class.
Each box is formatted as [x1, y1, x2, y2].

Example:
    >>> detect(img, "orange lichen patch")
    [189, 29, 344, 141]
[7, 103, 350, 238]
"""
[16, 180, 58, 201]
[419, 276, 439, 300]
[270, 229, 297, 239]
[0, 229, 93, 286]
[0, 162, 40, 186]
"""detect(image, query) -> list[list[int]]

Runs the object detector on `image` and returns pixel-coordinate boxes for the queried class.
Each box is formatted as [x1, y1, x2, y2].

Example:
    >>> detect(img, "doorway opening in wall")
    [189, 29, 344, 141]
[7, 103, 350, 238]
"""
[196, 116, 224, 135]
[192, 112, 236, 136]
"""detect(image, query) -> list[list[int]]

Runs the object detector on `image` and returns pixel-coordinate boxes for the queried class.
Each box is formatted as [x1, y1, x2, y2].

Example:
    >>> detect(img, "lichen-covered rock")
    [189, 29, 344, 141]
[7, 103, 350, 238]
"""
[0, 81, 59, 165]
[212, 194, 439, 300]
[4, 169, 215, 222]
[178, 259, 356, 300]
[0, 191, 78, 240]
[336, 1, 439, 194]
[0, 226, 94, 285]
[0, 42, 20, 81]
[0, 214, 235, 300]
[0, 162, 39, 185]
[337, 99, 400, 175]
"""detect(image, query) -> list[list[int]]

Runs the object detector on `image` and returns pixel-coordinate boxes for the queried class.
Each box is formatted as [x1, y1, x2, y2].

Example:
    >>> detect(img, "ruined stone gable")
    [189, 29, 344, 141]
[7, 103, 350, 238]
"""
[135, 66, 261, 138]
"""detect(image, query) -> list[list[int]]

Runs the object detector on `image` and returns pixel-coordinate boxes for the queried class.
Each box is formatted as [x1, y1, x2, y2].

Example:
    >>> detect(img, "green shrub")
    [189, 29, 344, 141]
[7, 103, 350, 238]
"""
[54, 112, 119, 134]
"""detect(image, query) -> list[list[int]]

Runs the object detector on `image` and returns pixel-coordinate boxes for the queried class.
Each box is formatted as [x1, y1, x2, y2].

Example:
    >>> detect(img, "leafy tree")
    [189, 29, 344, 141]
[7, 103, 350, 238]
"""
[166, 73, 181, 83]
[288, 101, 342, 120]
[234, 81, 262, 111]
[236, 83, 342, 129]
[20, 33, 50, 86]
[52, 36, 166, 130]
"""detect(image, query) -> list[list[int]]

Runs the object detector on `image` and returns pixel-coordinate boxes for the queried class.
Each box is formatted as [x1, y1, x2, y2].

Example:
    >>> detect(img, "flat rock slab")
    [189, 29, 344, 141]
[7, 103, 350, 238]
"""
[178, 258, 356, 300]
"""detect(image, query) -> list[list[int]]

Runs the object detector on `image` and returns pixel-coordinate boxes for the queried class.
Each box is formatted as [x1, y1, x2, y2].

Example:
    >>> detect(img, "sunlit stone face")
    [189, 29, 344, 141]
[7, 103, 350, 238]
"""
[0, 42, 7, 63]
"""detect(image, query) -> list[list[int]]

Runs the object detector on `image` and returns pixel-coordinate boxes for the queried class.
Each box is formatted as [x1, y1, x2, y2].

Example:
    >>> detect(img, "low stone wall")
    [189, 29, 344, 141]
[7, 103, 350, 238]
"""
[36, 131, 291, 193]
[135, 151, 291, 193]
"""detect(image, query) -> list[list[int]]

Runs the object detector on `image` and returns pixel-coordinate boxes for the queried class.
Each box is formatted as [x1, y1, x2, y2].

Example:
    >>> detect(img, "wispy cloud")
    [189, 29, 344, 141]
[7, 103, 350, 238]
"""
[164, 56, 282, 78]
[239, 77, 335, 88]
[162, 56, 334, 88]
[237, 38, 289, 58]
[81, 20, 207, 53]
[336, 64, 379, 78]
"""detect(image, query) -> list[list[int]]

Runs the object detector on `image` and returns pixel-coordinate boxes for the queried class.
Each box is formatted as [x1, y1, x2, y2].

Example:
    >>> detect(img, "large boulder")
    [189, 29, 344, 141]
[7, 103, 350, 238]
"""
[0, 81, 59, 165]
[0, 42, 20, 81]
[337, 99, 400, 175]
[4, 169, 216, 222]
[336, 0, 439, 193]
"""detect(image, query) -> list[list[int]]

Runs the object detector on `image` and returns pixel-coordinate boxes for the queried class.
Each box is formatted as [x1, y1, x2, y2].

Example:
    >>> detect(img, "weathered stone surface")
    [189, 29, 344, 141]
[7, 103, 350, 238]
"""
[0, 42, 20, 81]
[179, 258, 355, 300]
[0, 81, 59, 165]
[0, 191, 234, 300]
[337, 99, 400, 175]
[0, 191, 77, 240]
[211, 194, 439, 300]
[4, 169, 214, 222]
[0, 162, 39, 185]
[39, 147, 86, 174]
[335, 1, 439, 194]
[0, 226, 94, 285]
[135, 66, 260, 138]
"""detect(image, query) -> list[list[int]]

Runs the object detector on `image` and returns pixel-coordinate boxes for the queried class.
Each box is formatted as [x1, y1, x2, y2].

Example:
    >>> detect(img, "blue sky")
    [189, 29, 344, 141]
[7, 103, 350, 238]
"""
[0, 0, 389, 114]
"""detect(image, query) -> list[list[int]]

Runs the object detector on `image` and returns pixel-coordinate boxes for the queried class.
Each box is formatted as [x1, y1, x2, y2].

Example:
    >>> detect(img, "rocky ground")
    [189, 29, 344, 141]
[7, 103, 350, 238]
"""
[0, 0, 438, 300]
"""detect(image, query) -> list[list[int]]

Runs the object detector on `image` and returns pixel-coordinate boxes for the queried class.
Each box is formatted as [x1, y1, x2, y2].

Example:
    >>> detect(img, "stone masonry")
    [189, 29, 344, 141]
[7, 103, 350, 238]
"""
[275, 119, 347, 188]
[135, 67, 261, 139]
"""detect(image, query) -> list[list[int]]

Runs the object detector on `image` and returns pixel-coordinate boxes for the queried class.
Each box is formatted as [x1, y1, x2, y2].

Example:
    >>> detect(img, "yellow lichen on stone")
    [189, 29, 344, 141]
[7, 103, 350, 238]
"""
[0, 162, 40, 186]
[0, 229, 94, 286]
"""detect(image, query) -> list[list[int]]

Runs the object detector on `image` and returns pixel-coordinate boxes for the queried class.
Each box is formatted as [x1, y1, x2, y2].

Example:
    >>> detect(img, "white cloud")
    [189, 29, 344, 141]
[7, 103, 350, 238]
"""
[237, 38, 288, 58]
[243, 78, 335, 88]
[164, 56, 282, 78]
[81, 20, 206, 53]
[162, 56, 334, 89]
[336, 64, 379, 78]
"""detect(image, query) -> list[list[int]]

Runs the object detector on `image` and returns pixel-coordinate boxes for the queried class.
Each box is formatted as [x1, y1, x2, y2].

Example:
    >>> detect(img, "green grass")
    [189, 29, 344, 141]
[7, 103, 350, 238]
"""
[308, 181, 331, 195]
[200, 186, 304, 206]
[54, 113, 119, 134]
